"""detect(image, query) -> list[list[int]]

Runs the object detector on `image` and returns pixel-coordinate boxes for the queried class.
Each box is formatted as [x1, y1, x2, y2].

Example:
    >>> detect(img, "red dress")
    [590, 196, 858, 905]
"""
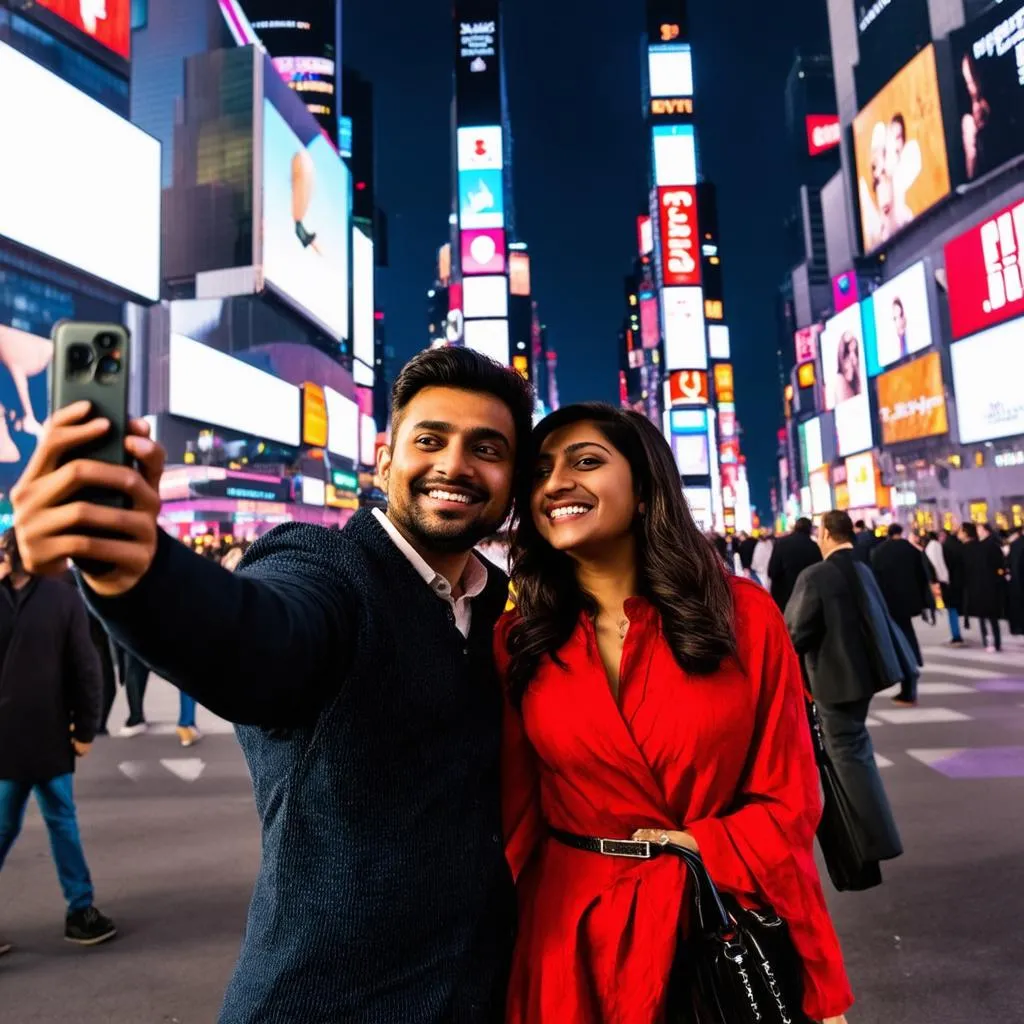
[498, 578, 853, 1024]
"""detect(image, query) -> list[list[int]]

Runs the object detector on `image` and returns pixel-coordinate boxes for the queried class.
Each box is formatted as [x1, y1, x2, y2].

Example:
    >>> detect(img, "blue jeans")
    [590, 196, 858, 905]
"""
[0, 775, 94, 912]
[948, 608, 963, 642]
[178, 691, 197, 729]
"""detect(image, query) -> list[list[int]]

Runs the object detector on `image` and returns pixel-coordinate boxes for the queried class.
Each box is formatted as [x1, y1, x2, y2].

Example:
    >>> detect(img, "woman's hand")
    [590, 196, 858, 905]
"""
[631, 828, 699, 852]
[823, 1017, 849, 1024]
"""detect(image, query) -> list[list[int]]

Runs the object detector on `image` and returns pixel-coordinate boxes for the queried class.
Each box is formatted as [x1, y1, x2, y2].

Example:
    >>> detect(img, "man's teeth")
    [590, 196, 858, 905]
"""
[427, 490, 473, 504]
[550, 505, 592, 520]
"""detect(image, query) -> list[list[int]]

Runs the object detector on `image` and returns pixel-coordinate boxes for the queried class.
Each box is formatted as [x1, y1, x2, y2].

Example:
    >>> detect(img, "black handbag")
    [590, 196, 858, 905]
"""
[806, 700, 883, 892]
[664, 842, 813, 1024]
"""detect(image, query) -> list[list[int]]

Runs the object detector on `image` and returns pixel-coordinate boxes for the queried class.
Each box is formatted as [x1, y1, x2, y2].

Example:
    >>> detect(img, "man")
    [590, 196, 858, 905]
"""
[928, 531, 964, 645]
[1008, 527, 1024, 636]
[767, 516, 822, 611]
[11, 348, 533, 1023]
[961, 522, 1005, 653]
[871, 523, 929, 668]
[735, 530, 757, 579]
[750, 529, 773, 588]
[785, 511, 904, 864]
[852, 520, 879, 564]
[0, 530, 116, 949]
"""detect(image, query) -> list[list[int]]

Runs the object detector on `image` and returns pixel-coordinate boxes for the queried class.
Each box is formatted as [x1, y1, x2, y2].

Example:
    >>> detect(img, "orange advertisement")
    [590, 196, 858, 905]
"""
[301, 382, 328, 448]
[876, 350, 948, 445]
[713, 363, 734, 403]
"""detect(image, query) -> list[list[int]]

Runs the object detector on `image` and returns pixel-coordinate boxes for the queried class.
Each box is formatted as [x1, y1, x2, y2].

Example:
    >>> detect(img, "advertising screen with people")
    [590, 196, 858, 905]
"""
[865, 260, 934, 374]
[853, 46, 951, 253]
[952, 1, 1024, 182]
[821, 304, 868, 411]
[0, 324, 53, 493]
[876, 350, 949, 445]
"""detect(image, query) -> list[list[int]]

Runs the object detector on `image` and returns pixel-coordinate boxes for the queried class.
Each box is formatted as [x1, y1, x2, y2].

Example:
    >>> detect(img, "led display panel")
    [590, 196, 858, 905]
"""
[809, 467, 833, 516]
[672, 431, 710, 477]
[461, 228, 506, 275]
[865, 260, 933, 374]
[648, 43, 694, 97]
[324, 386, 359, 461]
[640, 295, 660, 349]
[301, 477, 326, 507]
[652, 124, 698, 187]
[457, 126, 503, 170]
[794, 325, 822, 364]
[668, 370, 709, 406]
[458, 169, 504, 229]
[821, 304, 868, 412]
[659, 186, 701, 287]
[945, 198, 1024, 340]
[714, 363, 735, 404]
[0, 41, 160, 301]
[800, 417, 825, 476]
[832, 272, 860, 313]
[853, 46, 950, 253]
[806, 114, 841, 156]
[360, 413, 377, 466]
[262, 90, 350, 340]
[846, 452, 878, 509]
[509, 251, 531, 296]
[35, 0, 131, 60]
[876, 350, 949, 445]
[463, 275, 509, 319]
[352, 230, 375, 370]
[951, 319, 1024, 443]
[708, 324, 730, 360]
[854, 0, 932, 104]
[835, 394, 874, 457]
[463, 318, 510, 365]
[169, 335, 300, 446]
[685, 487, 713, 532]
[0, 324, 52, 491]
[454, 5, 501, 127]
[670, 408, 707, 434]
[354, 359, 374, 387]
[662, 286, 707, 370]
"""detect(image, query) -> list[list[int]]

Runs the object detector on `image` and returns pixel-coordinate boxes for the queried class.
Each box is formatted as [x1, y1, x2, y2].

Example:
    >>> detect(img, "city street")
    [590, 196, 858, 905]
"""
[2, 625, 1024, 1023]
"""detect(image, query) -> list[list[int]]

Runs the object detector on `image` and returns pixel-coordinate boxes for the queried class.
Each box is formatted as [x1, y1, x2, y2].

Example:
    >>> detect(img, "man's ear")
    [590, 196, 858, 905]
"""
[376, 443, 392, 487]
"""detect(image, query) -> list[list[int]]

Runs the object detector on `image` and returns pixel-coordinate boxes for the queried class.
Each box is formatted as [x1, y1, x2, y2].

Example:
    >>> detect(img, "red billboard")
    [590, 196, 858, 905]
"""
[945, 198, 1024, 340]
[794, 324, 822, 364]
[805, 114, 840, 156]
[36, 0, 131, 60]
[668, 369, 709, 405]
[639, 295, 660, 349]
[658, 186, 701, 287]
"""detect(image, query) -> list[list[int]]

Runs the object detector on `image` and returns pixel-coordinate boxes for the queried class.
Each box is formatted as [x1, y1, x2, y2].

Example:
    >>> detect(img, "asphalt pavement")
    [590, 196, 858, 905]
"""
[2, 620, 1024, 1022]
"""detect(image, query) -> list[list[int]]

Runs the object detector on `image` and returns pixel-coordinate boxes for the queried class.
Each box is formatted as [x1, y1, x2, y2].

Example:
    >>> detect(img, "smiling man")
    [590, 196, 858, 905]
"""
[10, 347, 535, 1024]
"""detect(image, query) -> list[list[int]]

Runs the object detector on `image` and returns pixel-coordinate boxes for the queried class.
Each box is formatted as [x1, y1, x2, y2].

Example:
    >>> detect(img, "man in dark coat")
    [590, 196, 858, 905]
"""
[939, 529, 967, 643]
[786, 511, 905, 863]
[0, 530, 116, 948]
[1008, 528, 1024, 636]
[767, 516, 822, 611]
[871, 524, 929, 666]
[961, 522, 1005, 651]
[852, 519, 880, 564]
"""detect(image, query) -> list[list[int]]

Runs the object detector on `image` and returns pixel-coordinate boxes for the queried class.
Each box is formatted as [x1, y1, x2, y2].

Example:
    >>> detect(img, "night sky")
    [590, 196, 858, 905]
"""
[343, 0, 831, 514]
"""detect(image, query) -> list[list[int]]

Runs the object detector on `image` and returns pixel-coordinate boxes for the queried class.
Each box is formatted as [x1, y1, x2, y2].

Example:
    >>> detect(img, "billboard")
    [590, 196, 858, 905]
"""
[832, 271, 860, 313]
[461, 228, 506, 275]
[708, 324, 730, 360]
[35, 0, 131, 60]
[800, 417, 825, 475]
[463, 275, 508, 319]
[458, 169, 505, 229]
[639, 295, 660, 349]
[658, 186, 701, 287]
[662, 286, 707, 370]
[456, 126, 503, 170]
[352, 229, 375, 372]
[672, 431, 710, 477]
[648, 44, 694, 97]
[806, 115, 841, 157]
[876, 351, 949, 445]
[652, 124, 698, 186]
[262, 89, 350, 340]
[0, 41, 160, 301]
[464, 318, 510, 365]
[951, 319, 1024, 443]
[809, 467, 832, 516]
[509, 251, 531, 296]
[324, 386, 359, 461]
[864, 260, 933, 374]
[821, 304, 868, 411]
[360, 413, 377, 466]
[0, 324, 53, 492]
[853, 46, 950, 253]
[845, 452, 878, 509]
[795, 324, 822, 364]
[668, 370, 709, 405]
[854, 0, 932, 104]
[713, 363, 735, 404]
[945, 198, 1024, 340]
[455, 4, 501, 126]
[952, 1, 1024, 181]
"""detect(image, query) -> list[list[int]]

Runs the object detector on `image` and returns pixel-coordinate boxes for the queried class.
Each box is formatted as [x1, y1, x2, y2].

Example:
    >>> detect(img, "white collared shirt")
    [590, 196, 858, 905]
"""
[372, 508, 489, 639]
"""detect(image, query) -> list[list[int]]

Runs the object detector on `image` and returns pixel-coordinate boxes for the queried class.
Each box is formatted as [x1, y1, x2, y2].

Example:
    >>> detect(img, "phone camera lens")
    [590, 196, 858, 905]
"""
[67, 344, 95, 370]
[97, 356, 121, 376]
[95, 332, 119, 351]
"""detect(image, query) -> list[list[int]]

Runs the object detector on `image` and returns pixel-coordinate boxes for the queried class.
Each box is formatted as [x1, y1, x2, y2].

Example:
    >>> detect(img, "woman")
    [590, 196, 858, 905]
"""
[832, 332, 862, 405]
[498, 404, 852, 1024]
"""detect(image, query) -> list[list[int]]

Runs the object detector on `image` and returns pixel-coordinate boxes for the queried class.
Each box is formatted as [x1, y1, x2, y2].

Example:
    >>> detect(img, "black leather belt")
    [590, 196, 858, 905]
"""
[549, 826, 669, 861]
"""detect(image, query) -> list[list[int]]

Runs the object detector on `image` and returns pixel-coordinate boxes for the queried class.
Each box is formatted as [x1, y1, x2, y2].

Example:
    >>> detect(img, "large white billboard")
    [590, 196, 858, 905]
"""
[662, 286, 707, 370]
[352, 229, 375, 374]
[324, 386, 359, 461]
[951, 318, 1024, 443]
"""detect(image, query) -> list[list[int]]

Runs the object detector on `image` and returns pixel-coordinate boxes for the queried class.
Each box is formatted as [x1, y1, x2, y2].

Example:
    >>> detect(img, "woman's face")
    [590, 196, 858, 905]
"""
[530, 420, 638, 556]
[841, 335, 860, 383]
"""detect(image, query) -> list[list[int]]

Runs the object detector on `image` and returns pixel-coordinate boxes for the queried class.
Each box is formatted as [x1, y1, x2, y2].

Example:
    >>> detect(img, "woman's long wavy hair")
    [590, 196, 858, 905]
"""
[506, 403, 737, 706]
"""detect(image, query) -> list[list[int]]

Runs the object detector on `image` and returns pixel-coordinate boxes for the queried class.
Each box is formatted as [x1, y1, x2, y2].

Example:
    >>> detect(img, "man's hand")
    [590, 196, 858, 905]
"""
[71, 739, 92, 758]
[10, 402, 165, 598]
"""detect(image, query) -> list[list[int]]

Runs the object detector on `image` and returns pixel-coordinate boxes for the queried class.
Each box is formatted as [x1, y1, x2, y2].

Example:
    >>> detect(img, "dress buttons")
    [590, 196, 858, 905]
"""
[492, 834, 501, 844]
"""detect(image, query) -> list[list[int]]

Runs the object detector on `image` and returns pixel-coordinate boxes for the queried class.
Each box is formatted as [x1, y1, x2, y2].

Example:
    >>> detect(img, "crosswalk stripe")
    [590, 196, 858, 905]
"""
[874, 707, 972, 725]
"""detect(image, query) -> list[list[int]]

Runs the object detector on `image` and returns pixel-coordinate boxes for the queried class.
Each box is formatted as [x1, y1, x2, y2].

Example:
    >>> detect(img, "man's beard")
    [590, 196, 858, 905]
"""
[389, 482, 504, 554]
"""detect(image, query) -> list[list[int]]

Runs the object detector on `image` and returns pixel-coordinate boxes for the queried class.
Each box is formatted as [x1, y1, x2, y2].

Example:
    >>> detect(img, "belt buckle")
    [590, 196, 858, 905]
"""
[599, 838, 652, 859]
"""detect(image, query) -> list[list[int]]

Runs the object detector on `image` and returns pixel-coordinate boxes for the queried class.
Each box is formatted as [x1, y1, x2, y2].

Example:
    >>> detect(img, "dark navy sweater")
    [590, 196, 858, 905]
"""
[84, 511, 515, 1023]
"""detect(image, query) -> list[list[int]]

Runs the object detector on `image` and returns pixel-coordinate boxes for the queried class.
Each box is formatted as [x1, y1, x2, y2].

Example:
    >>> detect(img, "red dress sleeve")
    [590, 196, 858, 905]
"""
[494, 613, 544, 881]
[686, 589, 854, 1022]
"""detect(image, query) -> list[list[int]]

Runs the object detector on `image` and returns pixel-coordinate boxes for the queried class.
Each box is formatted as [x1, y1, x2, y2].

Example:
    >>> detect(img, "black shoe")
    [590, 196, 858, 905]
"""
[65, 906, 117, 946]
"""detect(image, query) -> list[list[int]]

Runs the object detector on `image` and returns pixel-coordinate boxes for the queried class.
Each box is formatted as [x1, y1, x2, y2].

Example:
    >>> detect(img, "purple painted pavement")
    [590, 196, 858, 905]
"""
[974, 679, 1024, 693]
[922, 745, 1024, 778]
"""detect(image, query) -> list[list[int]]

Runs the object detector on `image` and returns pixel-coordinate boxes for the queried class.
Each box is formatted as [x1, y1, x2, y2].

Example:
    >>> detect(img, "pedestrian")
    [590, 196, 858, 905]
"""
[1008, 527, 1024, 636]
[751, 528, 774, 587]
[852, 518, 880, 564]
[0, 529, 116, 948]
[499, 405, 852, 1024]
[930, 530, 966, 645]
[871, 524, 929, 667]
[960, 522, 1005, 652]
[767, 516, 822, 611]
[11, 347, 533, 1023]
[910, 530, 938, 625]
[114, 645, 150, 736]
[735, 529, 757, 579]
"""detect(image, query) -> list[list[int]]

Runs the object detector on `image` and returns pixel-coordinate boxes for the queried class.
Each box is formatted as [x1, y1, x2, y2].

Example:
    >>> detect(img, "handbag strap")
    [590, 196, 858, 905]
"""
[663, 842, 735, 937]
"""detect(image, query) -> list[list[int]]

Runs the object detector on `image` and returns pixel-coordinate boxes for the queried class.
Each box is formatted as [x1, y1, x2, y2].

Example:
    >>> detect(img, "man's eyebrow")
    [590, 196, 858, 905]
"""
[411, 422, 511, 447]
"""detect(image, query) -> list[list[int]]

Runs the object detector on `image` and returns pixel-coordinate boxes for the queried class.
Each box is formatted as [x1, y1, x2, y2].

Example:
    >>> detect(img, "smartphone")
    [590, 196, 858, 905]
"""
[49, 320, 132, 509]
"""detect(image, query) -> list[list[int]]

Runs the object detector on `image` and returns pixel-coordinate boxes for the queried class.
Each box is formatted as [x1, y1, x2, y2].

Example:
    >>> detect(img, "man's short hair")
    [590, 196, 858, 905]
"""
[854, 519, 866, 530]
[961, 522, 979, 541]
[794, 517, 813, 535]
[2, 528, 25, 577]
[887, 523, 903, 538]
[822, 511, 855, 545]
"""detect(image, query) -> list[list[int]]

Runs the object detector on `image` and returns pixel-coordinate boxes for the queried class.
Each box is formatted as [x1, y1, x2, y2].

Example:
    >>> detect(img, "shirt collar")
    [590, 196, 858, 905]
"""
[372, 507, 489, 600]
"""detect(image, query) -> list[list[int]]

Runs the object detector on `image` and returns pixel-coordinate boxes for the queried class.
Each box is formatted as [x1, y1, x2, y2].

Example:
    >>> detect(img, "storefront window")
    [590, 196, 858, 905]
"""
[1012, 505, 1024, 530]
[969, 501, 988, 524]
[943, 511, 957, 533]
[995, 512, 1010, 532]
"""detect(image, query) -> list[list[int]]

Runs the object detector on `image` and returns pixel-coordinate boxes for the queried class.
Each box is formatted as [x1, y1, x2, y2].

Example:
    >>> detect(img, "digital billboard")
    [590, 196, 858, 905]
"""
[672, 431, 710, 477]
[800, 417, 825, 476]
[865, 260, 933, 374]
[0, 41, 160, 301]
[360, 413, 377, 466]
[324, 386, 359, 461]
[464, 318, 510, 365]
[262, 85, 350, 341]
[640, 295, 660, 349]
[456, 126, 503, 170]
[662, 286, 707, 370]
[0, 324, 52, 492]
[794, 325, 822, 364]
[821, 304, 868, 411]
[832, 271, 860, 313]
[809, 467, 833, 516]
[648, 44, 694, 97]
[169, 335, 300, 447]
[806, 115, 841, 157]
[945, 198, 1024, 340]
[952, 1, 1024, 181]
[854, 0, 932, 105]
[951, 319, 1024, 443]
[835, 394, 874, 457]
[853, 46, 950, 253]
[708, 324, 730, 360]
[352, 229, 375, 373]
[652, 124, 698, 187]
[876, 351, 948, 445]
[509, 252, 531, 296]
[658, 186, 701, 287]
[35, 0, 131, 60]
[463, 275, 508, 319]
[458, 169, 504, 229]
[668, 370, 709, 406]
[845, 452, 878, 509]
[461, 228, 506, 275]
[301, 382, 328, 448]
[455, 4, 501, 127]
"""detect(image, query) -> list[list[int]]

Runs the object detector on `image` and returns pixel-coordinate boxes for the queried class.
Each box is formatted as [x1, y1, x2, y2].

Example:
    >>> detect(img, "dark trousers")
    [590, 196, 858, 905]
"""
[98, 639, 117, 733]
[116, 649, 150, 727]
[893, 615, 923, 669]
[816, 698, 902, 863]
[980, 618, 1002, 651]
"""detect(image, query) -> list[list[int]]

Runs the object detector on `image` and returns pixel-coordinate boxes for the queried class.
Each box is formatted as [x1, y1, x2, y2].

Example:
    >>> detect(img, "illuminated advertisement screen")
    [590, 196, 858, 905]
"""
[673, 431, 710, 477]
[864, 260, 933, 374]
[301, 382, 328, 448]
[670, 408, 706, 434]
[464, 318, 510, 365]
[457, 126, 503, 170]
[509, 251, 531, 296]
[853, 46, 950, 253]
[262, 79, 350, 340]
[952, 1, 1024, 181]
[662, 286, 707, 370]
[169, 335, 300, 446]
[648, 43, 694, 97]
[809, 467, 833, 516]
[794, 325, 822, 364]
[360, 413, 377, 466]
[800, 417, 824, 477]
[798, 362, 816, 389]
[806, 114, 841, 156]
[458, 169, 504, 229]
[708, 324, 730, 360]
[652, 124, 698, 187]
[324, 386, 359, 461]
[832, 271, 860, 313]
[668, 370, 709, 406]
[353, 230, 375, 370]
[659, 186, 701, 287]
[35, 0, 131, 60]
[301, 476, 326, 507]
[637, 216, 654, 255]
[854, 0, 932, 103]
[0, 324, 53, 492]
[0, 41, 160, 301]
[463, 275, 508, 319]
[461, 228, 506, 275]
[876, 350, 948, 445]
[951, 319, 1024, 443]
[640, 295, 660, 349]
[714, 363, 735, 404]
[821, 304, 868, 411]
[685, 487, 713, 532]
[945, 198, 1024, 340]
[455, 3, 501, 126]
[845, 452, 878, 508]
